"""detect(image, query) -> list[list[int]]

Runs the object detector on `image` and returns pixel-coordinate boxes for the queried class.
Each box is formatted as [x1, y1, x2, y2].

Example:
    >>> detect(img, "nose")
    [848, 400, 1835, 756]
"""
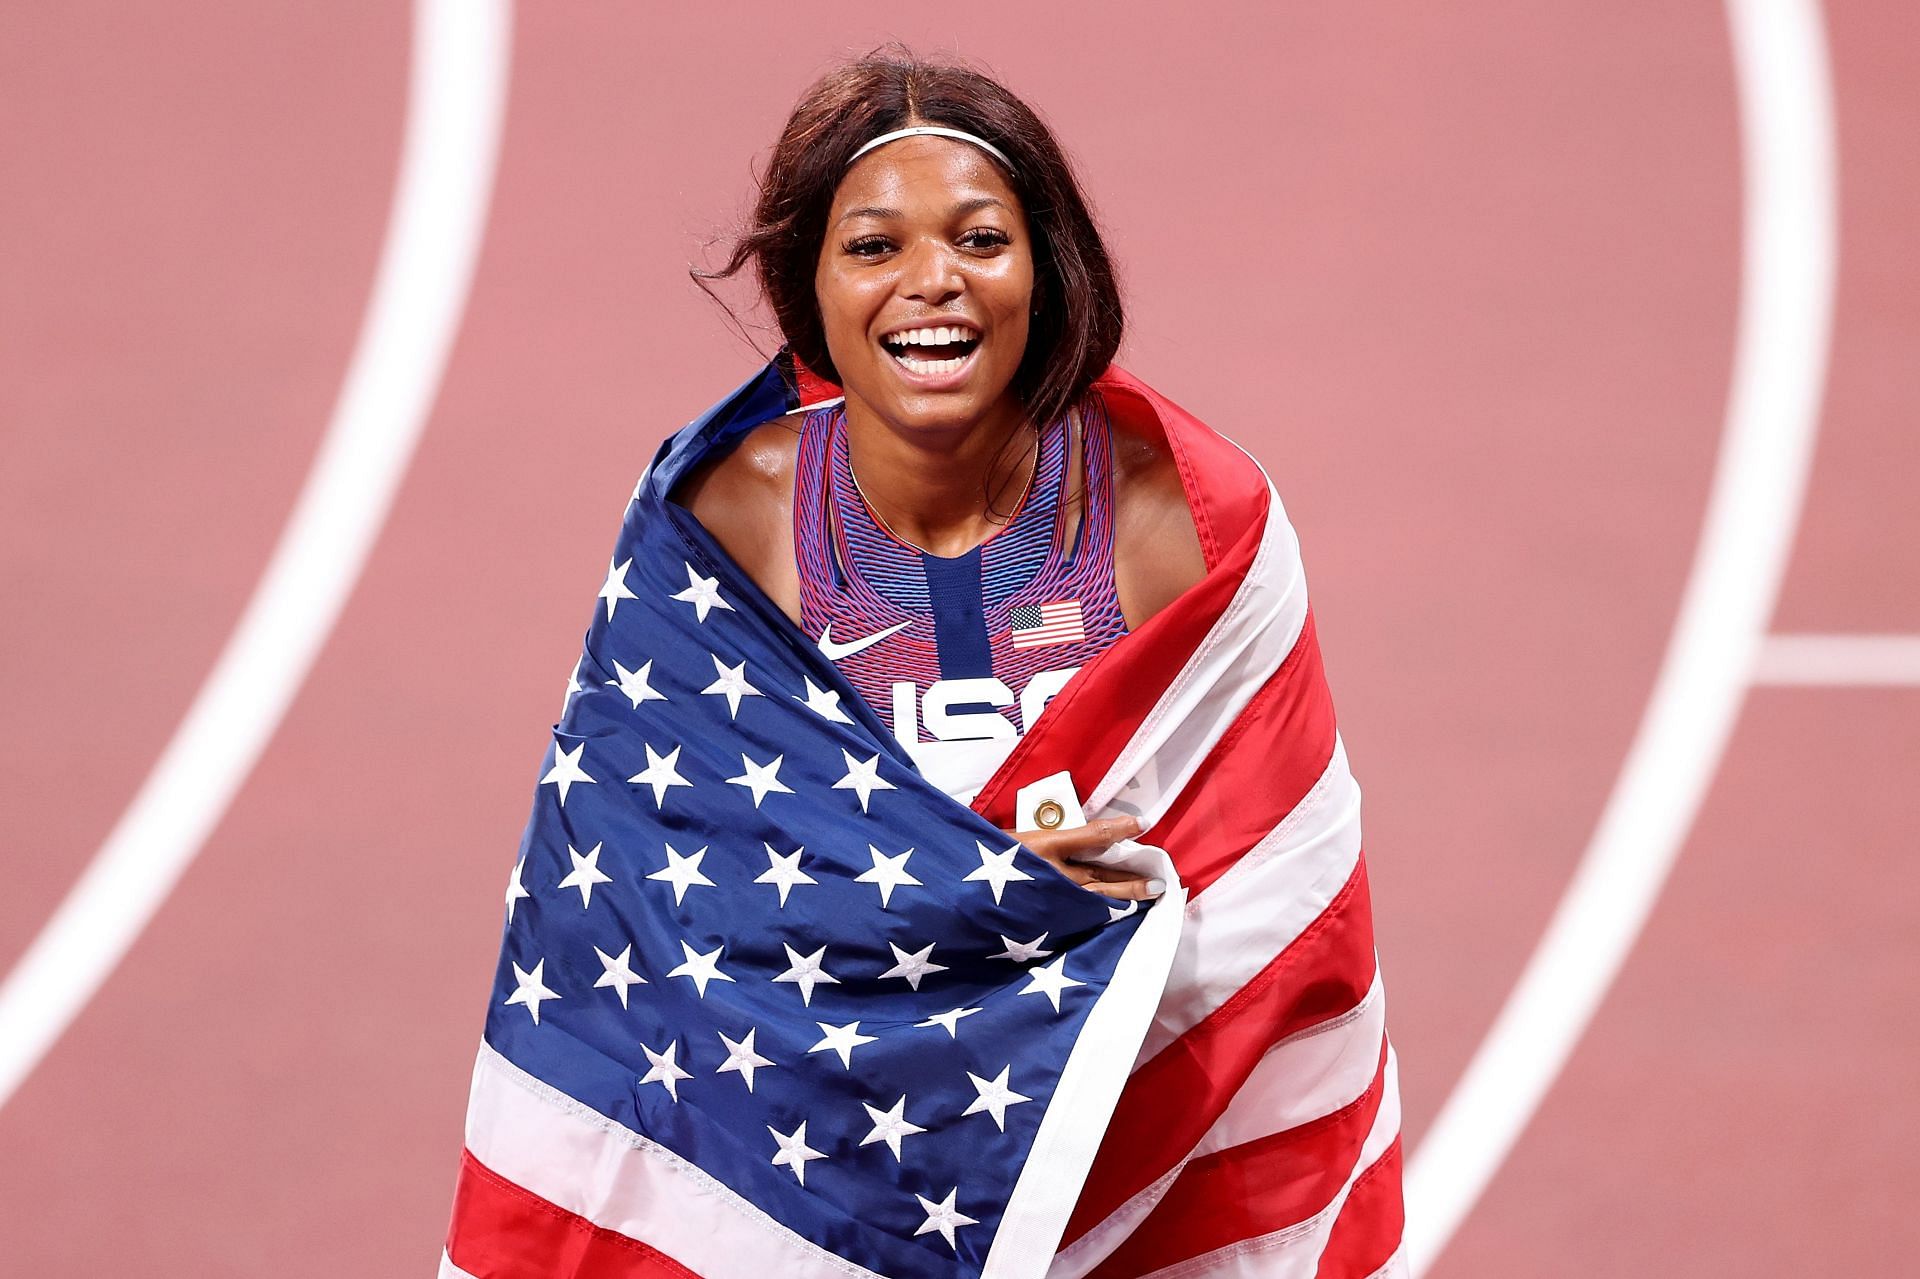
[898, 237, 964, 306]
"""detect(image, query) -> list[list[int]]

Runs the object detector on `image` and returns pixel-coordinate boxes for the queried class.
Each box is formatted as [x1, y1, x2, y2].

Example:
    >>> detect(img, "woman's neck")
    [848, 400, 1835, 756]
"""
[840, 398, 1038, 558]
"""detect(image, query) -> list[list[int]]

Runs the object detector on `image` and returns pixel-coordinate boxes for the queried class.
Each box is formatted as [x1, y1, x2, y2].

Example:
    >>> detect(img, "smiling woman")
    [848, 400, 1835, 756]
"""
[444, 47, 1404, 1279]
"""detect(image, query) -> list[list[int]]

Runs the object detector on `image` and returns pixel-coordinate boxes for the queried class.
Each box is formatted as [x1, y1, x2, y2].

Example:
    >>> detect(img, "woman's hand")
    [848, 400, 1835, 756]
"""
[1012, 815, 1166, 902]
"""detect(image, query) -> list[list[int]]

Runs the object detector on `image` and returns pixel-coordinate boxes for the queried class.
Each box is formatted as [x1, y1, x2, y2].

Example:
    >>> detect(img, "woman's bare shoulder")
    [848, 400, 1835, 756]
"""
[675, 413, 802, 524]
[672, 411, 805, 616]
[1109, 411, 1207, 627]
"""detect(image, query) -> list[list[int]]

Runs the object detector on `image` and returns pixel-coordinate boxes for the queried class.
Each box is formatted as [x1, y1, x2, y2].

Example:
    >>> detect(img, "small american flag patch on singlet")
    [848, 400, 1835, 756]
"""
[1009, 600, 1087, 649]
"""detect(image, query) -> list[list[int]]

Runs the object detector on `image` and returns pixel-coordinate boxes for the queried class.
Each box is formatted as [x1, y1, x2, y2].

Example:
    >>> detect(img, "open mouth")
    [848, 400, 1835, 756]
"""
[879, 324, 982, 376]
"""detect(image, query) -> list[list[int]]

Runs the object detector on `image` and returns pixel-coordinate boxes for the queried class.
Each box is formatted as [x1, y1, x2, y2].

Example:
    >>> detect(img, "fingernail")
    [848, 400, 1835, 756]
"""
[1146, 878, 1167, 897]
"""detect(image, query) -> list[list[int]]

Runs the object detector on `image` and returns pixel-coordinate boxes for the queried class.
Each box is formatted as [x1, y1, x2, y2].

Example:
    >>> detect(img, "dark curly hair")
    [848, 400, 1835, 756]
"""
[694, 47, 1124, 433]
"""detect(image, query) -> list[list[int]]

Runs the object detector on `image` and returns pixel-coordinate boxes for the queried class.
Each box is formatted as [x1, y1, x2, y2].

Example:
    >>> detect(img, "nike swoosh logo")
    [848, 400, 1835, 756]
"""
[818, 620, 912, 662]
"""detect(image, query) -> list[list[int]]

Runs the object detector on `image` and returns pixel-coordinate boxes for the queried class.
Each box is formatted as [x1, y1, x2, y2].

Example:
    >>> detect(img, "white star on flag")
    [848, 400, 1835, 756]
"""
[859, 1095, 927, 1161]
[989, 932, 1054, 963]
[666, 940, 735, 997]
[670, 562, 733, 622]
[715, 1028, 775, 1092]
[725, 752, 794, 808]
[639, 1039, 691, 1101]
[963, 841, 1034, 904]
[540, 741, 596, 806]
[914, 1188, 978, 1251]
[768, 1120, 826, 1185]
[700, 654, 762, 718]
[915, 1006, 982, 1038]
[808, 1020, 877, 1069]
[598, 558, 638, 620]
[878, 941, 948, 991]
[557, 842, 613, 909]
[627, 743, 692, 808]
[645, 842, 715, 905]
[794, 677, 853, 724]
[503, 857, 530, 923]
[1018, 956, 1086, 1012]
[593, 944, 646, 1008]
[754, 844, 815, 907]
[1108, 900, 1140, 923]
[963, 1066, 1031, 1130]
[504, 959, 561, 1025]
[832, 750, 895, 813]
[854, 846, 920, 908]
[606, 659, 667, 709]
[772, 943, 840, 1006]
[561, 659, 582, 713]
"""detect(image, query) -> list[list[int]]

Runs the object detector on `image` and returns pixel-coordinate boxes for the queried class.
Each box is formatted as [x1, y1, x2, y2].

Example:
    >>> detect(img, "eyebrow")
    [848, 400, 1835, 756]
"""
[835, 196, 1011, 226]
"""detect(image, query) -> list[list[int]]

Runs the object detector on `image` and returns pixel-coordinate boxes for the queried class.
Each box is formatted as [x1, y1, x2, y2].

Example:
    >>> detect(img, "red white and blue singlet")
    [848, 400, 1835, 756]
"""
[795, 398, 1128, 802]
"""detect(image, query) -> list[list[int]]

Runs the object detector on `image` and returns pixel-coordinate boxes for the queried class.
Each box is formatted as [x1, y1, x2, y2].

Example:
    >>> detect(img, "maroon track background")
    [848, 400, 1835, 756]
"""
[3, 4, 1915, 1275]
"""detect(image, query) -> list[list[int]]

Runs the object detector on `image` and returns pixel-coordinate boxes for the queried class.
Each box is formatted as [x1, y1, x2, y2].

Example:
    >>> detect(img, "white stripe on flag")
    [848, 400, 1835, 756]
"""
[1131, 1050, 1401, 1279]
[1139, 740, 1363, 1059]
[985, 868, 1187, 1277]
[462, 1043, 890, 1279]
[1194, 971, 1386, 1158]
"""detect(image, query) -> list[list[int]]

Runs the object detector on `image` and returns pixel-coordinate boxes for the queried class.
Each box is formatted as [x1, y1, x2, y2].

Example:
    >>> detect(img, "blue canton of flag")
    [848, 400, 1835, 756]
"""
[470, 365, 1173, 1279]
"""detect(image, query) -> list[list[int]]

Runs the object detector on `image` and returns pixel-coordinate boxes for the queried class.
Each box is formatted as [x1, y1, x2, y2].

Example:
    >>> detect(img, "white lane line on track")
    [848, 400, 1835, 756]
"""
[1403, 1, 1837, 1272]
[1753, 634, 1920, 684]
[0, 0, 514, 1113]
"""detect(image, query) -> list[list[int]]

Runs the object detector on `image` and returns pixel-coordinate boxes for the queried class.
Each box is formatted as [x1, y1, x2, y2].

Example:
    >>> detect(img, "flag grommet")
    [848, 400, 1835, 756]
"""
[1034, 800, 1065, 829]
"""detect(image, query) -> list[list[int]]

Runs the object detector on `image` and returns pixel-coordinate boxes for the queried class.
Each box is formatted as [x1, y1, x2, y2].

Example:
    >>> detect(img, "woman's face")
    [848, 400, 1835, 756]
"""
[814, 135, 1035, 443]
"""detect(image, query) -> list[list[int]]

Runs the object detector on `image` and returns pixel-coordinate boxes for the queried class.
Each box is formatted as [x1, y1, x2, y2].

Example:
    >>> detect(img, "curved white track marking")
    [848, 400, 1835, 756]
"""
[1403, 1, 1837, 1272]
[0, 0, 514, 1112]
[1754, 634, 1920, 685]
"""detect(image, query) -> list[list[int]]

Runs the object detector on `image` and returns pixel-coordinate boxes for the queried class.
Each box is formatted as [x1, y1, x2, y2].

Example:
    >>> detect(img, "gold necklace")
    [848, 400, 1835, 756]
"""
[847, 424, 1041, 558]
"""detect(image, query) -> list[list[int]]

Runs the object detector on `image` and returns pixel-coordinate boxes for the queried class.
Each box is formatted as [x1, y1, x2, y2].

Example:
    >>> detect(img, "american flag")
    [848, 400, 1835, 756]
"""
[443, 360, 1405, 1278]
[1009, 600, 1087, 650]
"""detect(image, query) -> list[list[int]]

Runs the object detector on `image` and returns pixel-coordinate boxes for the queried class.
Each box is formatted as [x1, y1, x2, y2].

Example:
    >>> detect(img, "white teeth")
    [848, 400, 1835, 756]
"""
[884, 325, 978, 346]
[892, 349, 969, 375]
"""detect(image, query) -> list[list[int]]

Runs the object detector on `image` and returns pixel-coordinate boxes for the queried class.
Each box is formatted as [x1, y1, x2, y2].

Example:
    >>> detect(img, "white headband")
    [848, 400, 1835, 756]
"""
[846, 125, 1017, 177]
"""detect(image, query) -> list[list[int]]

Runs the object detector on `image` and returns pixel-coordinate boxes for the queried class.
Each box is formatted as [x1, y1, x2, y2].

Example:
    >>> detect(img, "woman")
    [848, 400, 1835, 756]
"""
[444, 51, 1403, 1279]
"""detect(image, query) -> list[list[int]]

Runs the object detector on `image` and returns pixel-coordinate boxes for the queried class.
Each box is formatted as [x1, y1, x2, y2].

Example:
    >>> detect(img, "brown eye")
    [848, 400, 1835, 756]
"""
[960, 228, 1011, 251]
[845, 236, 892, 257]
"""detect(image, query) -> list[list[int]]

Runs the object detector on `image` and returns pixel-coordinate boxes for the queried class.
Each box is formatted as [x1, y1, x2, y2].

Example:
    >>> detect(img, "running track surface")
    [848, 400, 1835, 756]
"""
[3, 4, 1915, 1275]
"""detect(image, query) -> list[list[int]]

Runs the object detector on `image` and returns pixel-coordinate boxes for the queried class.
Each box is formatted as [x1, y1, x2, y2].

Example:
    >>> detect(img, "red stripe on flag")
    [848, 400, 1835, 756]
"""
[1084, 1048, 1390, 1279]
[446, 1150, 700, 1279]
[788, 356, 841, 408]
[1316, 1139, 1407, 1279]
[1064, 854, 1380, 1246]
[1145, 611, 1337, 895]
